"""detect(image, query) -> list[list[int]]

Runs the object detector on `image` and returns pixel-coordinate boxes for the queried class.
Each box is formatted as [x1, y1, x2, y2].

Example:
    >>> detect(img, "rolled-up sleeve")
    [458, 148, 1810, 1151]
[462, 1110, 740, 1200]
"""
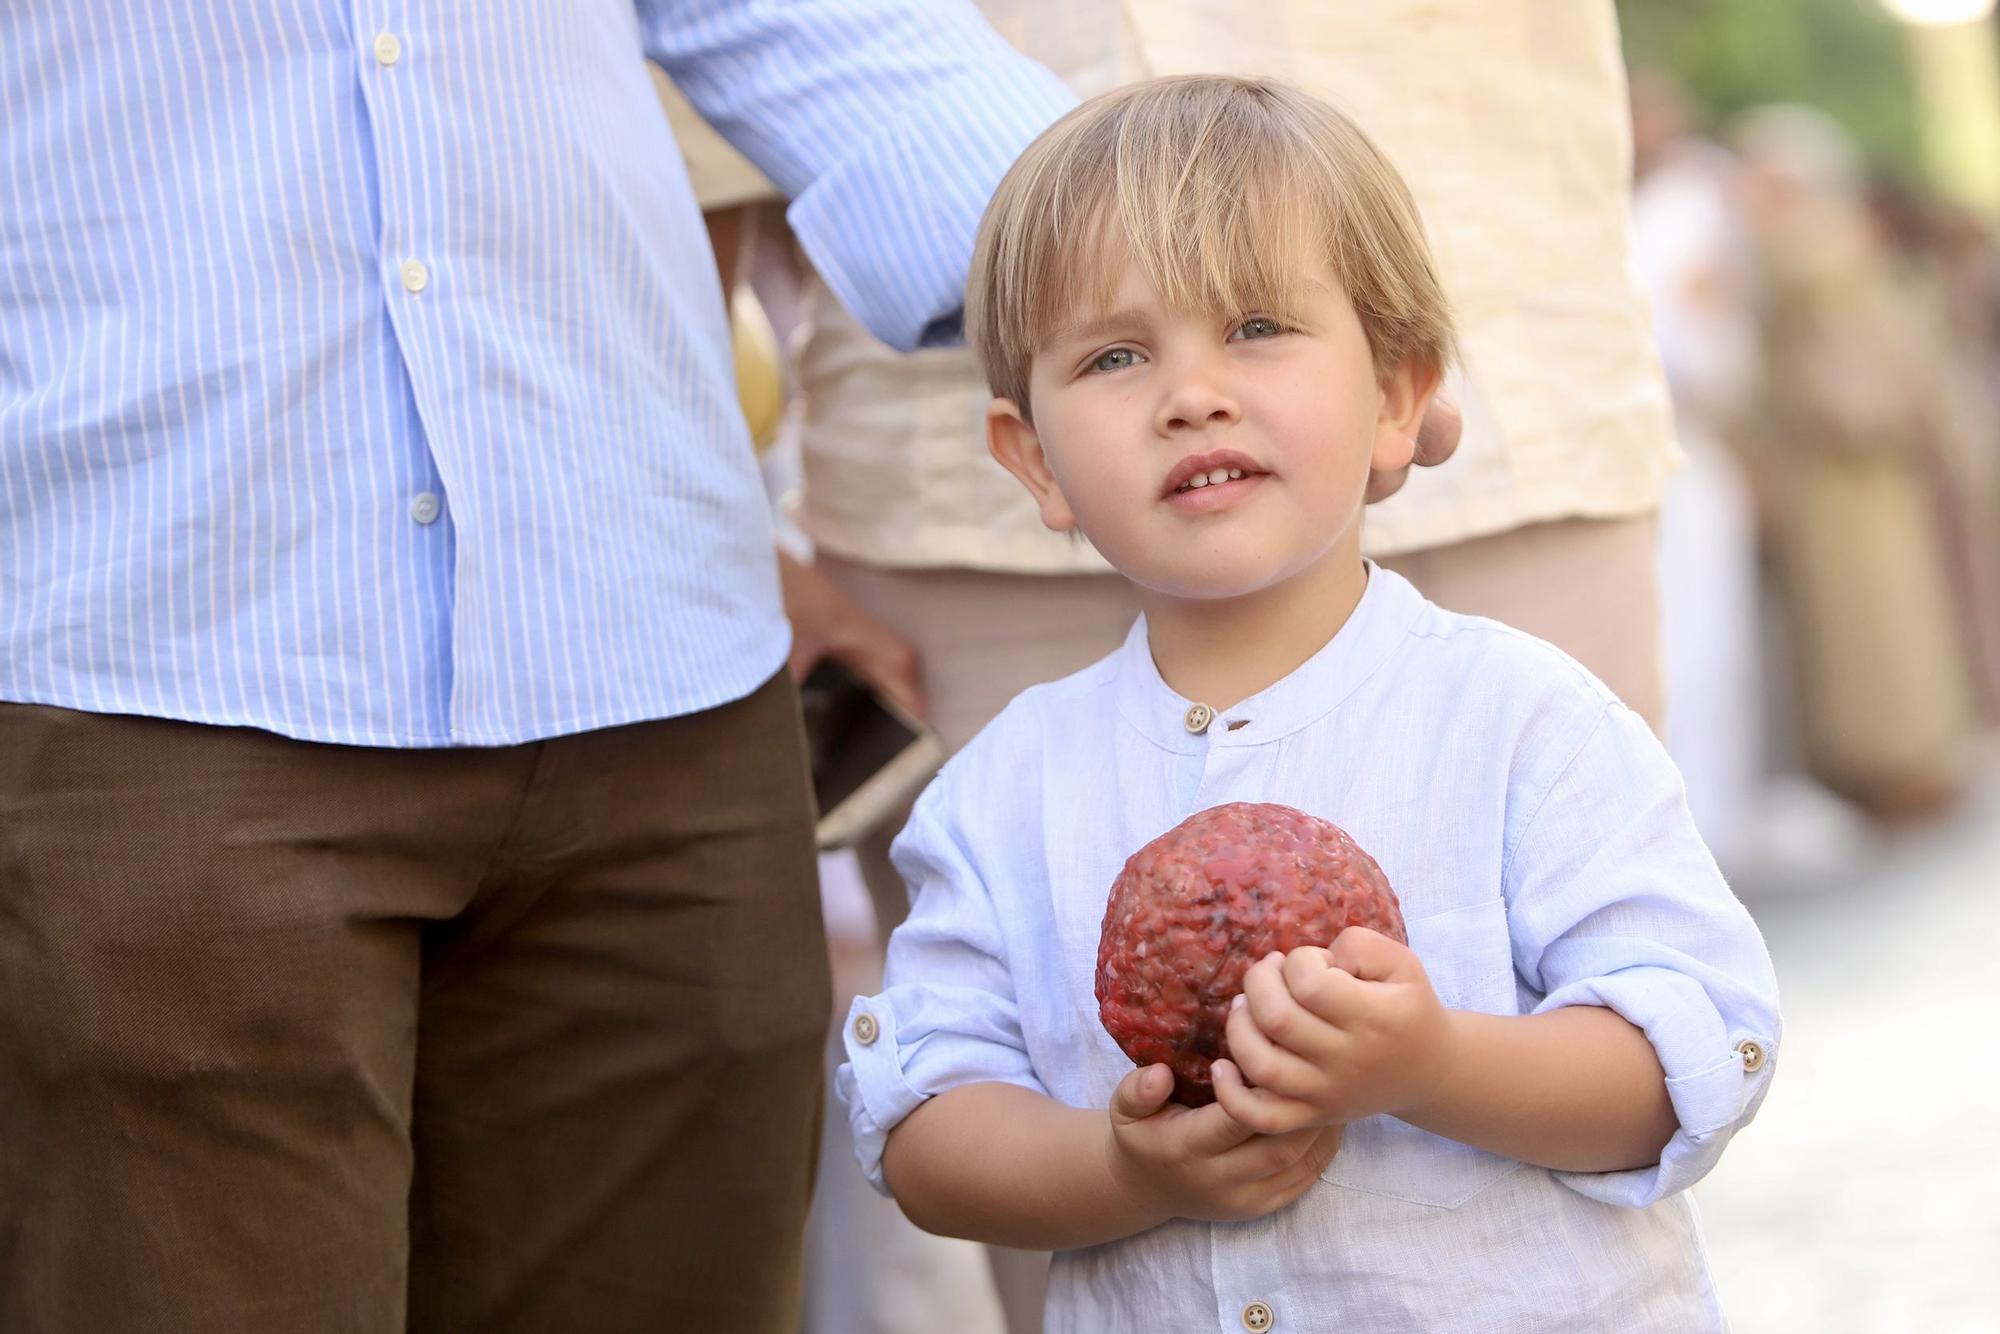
[837, 766, 1047, 1193]
[639, 0, 1077, 351]
[1502, 703, 1781, 1206]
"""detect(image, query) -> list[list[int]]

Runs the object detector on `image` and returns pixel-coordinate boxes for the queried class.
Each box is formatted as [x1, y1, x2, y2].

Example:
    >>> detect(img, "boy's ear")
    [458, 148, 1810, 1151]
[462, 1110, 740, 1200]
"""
[1371, 355, 1444, 477]
[987, 399, 1078, 534]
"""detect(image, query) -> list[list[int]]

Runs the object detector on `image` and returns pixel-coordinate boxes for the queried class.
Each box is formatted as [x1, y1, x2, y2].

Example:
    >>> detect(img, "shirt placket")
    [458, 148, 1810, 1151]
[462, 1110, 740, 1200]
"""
[1209, 1232, 1294, 1333]
[1184, 702, 1261, 809]
[1171, 701, 1297, 1329]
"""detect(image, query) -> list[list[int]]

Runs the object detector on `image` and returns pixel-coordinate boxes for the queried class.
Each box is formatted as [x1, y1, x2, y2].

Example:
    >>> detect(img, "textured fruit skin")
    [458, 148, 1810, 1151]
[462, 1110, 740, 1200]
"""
[1095, 802, 1407, 1106]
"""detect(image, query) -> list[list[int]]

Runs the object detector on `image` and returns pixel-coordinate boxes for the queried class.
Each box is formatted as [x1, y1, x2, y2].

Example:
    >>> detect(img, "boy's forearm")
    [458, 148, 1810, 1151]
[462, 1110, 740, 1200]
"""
[880, 1082, 1167, 1250]
[1399, 1006, 1678, 1173]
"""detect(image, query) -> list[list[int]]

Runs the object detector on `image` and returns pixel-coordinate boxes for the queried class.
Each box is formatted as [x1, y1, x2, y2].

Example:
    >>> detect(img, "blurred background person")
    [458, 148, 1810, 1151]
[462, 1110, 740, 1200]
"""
[1728, 102, 1979, 821]
[1866, 179, 2000, 729]
[1630, 68, 1771, 872]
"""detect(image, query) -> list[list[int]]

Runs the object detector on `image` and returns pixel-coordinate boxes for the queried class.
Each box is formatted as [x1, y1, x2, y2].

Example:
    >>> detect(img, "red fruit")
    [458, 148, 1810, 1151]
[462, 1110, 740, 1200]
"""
[1095, 802, 1406, 1106]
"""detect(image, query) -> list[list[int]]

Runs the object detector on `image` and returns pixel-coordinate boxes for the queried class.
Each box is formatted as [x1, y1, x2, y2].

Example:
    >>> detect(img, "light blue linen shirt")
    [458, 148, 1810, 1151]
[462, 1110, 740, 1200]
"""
[839, 567, 1782, 1333]
[0, 0, 1074, 746]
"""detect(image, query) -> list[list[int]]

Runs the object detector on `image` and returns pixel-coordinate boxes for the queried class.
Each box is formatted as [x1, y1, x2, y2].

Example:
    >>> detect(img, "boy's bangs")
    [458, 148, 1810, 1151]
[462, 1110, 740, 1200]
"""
[1032, 180, 1328, 352]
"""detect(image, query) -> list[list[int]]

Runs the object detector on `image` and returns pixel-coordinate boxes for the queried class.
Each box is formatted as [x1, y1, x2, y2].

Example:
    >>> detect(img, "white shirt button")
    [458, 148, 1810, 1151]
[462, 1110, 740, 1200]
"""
[1735, 1038, 1767, 1072]
[400, 259, 429, 294]
[1241, 1301, 1274, 1332]
[852, 1012, 880, 1046]
[409, 491, 441, 525]
[373, 31, 402, 66]
[1183, 702, 1214, 735]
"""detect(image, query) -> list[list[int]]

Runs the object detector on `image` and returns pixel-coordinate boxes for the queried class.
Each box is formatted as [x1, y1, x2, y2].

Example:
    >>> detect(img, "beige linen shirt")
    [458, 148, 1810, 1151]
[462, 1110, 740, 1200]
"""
[663, 2, 1676, 572]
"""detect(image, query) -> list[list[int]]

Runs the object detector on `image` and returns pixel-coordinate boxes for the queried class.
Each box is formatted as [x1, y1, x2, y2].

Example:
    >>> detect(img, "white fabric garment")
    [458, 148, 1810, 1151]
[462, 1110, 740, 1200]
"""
[839, 567, 1779, 1332]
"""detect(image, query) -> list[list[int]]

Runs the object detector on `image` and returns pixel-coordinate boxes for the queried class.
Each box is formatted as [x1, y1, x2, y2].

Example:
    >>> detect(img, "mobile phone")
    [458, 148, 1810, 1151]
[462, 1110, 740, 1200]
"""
[799, 658, 947, 850]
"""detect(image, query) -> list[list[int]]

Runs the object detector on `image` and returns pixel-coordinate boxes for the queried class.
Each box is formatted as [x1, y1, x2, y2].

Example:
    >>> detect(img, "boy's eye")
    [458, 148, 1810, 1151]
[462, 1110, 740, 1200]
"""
[1232, 316, 1286, 341]
[1090, 347, 1139, 373]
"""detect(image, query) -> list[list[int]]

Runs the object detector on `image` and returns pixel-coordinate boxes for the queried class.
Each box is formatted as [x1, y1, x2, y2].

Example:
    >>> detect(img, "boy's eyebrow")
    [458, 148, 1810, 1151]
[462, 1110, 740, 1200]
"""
[1045, 281, 1336, 349]
[1045, 307, 1153, 348]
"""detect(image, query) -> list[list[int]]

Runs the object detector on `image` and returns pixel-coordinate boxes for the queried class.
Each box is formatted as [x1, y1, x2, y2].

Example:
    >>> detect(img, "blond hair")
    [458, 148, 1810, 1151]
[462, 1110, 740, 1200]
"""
[967, 75, 1455, 415]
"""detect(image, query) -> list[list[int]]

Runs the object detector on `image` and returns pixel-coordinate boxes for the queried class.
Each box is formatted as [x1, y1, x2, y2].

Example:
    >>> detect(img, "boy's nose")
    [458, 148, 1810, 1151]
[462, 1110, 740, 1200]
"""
[1156, 377, 1240, 434]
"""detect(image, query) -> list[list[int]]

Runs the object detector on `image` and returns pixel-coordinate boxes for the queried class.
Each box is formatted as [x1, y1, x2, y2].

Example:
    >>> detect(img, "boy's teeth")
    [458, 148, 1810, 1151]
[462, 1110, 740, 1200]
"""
[1176, 467, 1254, 493]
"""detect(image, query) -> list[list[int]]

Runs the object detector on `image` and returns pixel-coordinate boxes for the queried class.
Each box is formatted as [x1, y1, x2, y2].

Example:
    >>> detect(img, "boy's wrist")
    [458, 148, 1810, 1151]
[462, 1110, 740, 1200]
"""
[1100, 1118, 1178, 1232]
[1397, 1006, 1469, 1125]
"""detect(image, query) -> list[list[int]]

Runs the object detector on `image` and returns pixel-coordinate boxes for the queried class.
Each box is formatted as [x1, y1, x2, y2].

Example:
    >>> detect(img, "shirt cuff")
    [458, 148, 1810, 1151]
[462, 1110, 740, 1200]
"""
[786, 56, 1075, 352]
[1535, 966, 1779, 1206]
[837, 996, 931, 1195]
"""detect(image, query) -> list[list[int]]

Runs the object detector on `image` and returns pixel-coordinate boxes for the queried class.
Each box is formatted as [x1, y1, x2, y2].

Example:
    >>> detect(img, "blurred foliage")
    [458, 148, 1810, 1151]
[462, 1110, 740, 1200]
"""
[1616, 0, 1927, 186]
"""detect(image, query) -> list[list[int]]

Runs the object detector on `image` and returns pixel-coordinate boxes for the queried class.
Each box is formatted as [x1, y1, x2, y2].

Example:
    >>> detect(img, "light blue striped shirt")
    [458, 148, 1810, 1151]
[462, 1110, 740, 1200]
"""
[1, 0, 1075, 746]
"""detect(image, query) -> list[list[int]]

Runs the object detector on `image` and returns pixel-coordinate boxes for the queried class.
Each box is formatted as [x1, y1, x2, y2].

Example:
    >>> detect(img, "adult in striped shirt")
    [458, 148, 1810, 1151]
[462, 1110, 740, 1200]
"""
[0, 3, 1074, 1329]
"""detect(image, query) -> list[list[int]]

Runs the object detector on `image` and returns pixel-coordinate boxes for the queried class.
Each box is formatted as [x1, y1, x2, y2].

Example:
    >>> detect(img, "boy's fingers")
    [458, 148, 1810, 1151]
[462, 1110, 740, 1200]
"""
[1328, 926, 1421, 985]
[1241, 957, 1337, 1059]
[1283, 946, 1337, 994]
[1219, 1122, 1332, 1183]
[1282, 952, 1370, 1027]
[1226, 994, 1329, 1092]
[1182, 1097, 1259, 1157]
[1239, 953, 1295, 1034]
[1211, 1057, 1318, 1136]
[1301, 1124, 1345, 1177]
[1109, 1063, 1174, 1127]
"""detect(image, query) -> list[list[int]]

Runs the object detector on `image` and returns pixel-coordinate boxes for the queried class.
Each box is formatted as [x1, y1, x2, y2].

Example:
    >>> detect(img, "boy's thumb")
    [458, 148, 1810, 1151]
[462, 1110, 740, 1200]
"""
[1110, 1064, 1172, 1123]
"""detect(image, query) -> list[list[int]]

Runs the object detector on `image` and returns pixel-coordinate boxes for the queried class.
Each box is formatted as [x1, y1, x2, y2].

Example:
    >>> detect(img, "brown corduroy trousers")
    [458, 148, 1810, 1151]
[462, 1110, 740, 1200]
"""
[0, 671, 829, 1333]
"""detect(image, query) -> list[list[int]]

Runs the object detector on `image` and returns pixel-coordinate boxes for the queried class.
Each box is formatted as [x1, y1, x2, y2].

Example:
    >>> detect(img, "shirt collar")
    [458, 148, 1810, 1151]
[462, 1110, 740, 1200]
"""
[1111, 561, 1425, 753]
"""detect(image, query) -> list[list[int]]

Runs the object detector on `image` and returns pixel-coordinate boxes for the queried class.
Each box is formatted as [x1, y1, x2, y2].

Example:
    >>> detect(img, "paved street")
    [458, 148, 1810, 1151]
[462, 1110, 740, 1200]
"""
[1697, 768, 2000, 1333]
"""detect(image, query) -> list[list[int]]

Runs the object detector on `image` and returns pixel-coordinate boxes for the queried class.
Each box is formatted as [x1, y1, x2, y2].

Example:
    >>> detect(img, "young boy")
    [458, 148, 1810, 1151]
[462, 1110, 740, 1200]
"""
[837, 75, 1780, 1332]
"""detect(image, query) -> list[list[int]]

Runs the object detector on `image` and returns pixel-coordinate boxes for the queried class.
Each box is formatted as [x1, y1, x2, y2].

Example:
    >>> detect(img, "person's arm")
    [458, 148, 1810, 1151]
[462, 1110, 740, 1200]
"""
[777, 550, 926, 719]
[885, 1083, 1149, 1250]
[638, 0, 1076, 352]
[1408, 1005, 1675, 1171]
[1211, 936, 1674, 1173]
[881, 1067, 1341, 1251]
[1211, 701, 1780, 1204]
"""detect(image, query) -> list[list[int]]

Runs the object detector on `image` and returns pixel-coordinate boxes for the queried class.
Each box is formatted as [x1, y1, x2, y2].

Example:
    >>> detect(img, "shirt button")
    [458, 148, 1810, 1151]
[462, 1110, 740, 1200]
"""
[1183, 702, 1214, 735]
[1736, 1038, 1767, 1072]
[852, 1012, 880, 1046]
[372, 31, 402, 66]
[1242, 1301, 1274, 1332]
[400, 259, 429, 294]
[409, 491, 441, 525]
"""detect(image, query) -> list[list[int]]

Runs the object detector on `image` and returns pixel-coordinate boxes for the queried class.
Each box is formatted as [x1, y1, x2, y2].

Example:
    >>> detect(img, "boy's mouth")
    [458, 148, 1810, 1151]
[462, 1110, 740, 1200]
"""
[1161, 449, 1266, 498]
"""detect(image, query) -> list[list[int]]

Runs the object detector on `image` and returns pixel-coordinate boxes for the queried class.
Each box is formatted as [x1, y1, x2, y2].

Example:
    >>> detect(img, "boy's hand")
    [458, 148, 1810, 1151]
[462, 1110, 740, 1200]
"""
[1213, 929, 1457, 1134]
[1103, 1064, 1342, 1225]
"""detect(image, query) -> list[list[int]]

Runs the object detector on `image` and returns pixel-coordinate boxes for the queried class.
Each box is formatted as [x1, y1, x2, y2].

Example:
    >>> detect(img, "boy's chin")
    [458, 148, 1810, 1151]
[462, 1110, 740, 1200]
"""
[1121, 541, 1362, 607]
[1126, 563, 1293, 604]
